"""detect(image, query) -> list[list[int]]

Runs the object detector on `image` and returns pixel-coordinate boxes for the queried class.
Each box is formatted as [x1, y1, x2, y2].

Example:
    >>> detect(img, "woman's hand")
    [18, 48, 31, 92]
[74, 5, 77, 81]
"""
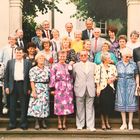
[31, 91, 37, 98]
[96, 87, 101, 97]
[51, 91, 55, 95]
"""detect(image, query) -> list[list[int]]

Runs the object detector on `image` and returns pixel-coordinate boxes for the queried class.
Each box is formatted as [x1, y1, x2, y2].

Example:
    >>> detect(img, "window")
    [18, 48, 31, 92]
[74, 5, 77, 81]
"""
[97, 20, 107, 37]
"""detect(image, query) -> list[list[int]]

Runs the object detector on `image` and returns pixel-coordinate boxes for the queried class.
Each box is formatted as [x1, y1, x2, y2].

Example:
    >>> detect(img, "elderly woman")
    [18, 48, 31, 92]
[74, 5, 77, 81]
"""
[71, 30, 83, 53]
[61, 37, 76, 64]
[51, 29, 61, 53]
[114, 35, 127, 61]
[94, 41, 117, 65]
[126, 30, 140, 51]
[27, 53, 50, 130]
[49, 50, 74, 130]
[115, 48, 139, 130]
[40, 38, 57, 67]
[95, 52, 117, 130]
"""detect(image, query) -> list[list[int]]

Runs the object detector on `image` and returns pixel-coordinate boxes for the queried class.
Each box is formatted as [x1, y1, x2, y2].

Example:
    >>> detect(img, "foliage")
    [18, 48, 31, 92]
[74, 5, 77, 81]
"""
[68, 0, 127, 21]
[22, 0, 62, 43]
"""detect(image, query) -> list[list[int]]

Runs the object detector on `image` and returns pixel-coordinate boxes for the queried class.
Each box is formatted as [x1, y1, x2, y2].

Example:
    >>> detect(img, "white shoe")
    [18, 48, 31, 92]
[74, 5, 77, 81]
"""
[87, 128, 96, 132]
[128, 124, 133, 130]
[77, 127, 82, 130]
[120, 124, 127, 130]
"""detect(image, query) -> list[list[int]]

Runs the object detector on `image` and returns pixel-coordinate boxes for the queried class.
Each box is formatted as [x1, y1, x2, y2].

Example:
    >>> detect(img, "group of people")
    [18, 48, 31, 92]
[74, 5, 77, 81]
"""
[0, 18, 140, 132]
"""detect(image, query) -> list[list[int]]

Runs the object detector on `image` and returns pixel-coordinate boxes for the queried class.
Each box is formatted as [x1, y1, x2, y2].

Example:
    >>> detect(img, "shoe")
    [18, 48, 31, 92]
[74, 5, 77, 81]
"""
[120, 124, 127, 130]
[35, 118, 40, 130]
[42, 119, 47, 129]
[128, 124, 133, 130]
[62, 124, 67, 130]
[58, 124, 62, 130]
[101, 125, 106, 130]
[106, 124, 112, 130]
[77, 127, 82, 130]
[6, 126, 16, 130]
[20, 126, 28, 130]
[87, 127, 96, 131]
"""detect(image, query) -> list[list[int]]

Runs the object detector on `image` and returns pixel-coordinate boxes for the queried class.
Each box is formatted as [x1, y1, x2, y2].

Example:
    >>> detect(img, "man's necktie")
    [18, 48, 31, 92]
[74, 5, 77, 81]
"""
[20, 39, 24, 48]
[94, 38, 98, 52]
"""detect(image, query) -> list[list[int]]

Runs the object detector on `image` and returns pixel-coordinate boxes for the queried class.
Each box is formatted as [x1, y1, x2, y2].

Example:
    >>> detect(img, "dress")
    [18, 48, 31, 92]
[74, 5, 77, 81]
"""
[28, 66, 50, 118]
[49, 63, 74, 115]
[95, 63, 117, 115]
[115, 60, 138, 112]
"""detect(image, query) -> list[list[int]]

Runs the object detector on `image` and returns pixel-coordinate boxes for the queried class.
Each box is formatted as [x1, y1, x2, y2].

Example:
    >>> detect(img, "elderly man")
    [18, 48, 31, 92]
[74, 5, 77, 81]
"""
[63, 22, 74, 39]
[73, 50, 96, 131]
[15, 29, 26, 51]
[4, 47, 32, 130]
[82, 18, 95, 40]
[42, 20, 53, 39]
[91, 28, 106, 54]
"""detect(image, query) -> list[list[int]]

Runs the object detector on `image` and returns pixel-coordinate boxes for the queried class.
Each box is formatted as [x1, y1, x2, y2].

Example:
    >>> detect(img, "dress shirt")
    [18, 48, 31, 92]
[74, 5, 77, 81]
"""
[14, 59, 24, 81]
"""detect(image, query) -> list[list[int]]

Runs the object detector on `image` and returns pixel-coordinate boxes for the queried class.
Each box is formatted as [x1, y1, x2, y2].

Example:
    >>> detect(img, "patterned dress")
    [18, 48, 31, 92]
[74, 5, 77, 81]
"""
[49, 63, 74, 115]
[28, 66, 50, 118]
[115, 60, 138, 112]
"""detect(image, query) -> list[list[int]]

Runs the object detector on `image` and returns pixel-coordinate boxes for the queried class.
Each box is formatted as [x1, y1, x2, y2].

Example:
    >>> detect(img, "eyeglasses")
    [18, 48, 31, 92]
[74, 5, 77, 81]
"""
[80, 54, 87, 57]
[125, 56, 132, 59]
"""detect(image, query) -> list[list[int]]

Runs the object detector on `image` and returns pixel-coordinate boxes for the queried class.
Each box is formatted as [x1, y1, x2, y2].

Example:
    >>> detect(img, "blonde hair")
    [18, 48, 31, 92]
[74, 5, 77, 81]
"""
[35, 52, 46, 61]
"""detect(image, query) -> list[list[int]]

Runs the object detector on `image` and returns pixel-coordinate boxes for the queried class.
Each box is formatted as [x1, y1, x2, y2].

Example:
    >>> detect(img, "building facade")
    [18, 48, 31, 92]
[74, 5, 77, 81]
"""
[0, 0, 140, 47]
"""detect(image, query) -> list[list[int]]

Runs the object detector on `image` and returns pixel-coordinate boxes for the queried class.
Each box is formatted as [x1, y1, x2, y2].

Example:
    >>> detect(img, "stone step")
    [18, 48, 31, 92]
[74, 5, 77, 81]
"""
[0, 117, 140, 129]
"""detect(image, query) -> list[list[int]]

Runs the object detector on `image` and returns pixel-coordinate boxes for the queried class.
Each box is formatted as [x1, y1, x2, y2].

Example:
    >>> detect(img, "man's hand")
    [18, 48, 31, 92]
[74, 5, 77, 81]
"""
[5, 88, 10, 94]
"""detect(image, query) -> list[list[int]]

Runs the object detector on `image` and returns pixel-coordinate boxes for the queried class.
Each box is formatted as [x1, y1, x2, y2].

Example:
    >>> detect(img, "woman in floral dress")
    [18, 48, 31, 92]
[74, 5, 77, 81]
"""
[28, 53, 50, 130]
[49, 50, 74, 130]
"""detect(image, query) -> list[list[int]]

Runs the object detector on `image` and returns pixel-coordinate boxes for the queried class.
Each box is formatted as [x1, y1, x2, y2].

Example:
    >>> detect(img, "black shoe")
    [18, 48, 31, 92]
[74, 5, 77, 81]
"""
[20, 126, 28, 130]
[6, 126, 16, 130]
[106, 126, 112, 130]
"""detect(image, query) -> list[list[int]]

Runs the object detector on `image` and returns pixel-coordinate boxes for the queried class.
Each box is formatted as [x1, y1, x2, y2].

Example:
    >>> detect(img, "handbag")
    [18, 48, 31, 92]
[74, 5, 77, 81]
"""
[94, 65, 102, 106]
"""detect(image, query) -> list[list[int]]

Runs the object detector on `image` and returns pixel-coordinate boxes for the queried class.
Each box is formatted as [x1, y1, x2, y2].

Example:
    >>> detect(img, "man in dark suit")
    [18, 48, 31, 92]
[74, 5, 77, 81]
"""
[82, 18, 95, 40]
[133, 46, 140, 64]
[4, 47, 32, 130]
[42, 20, 53, 39]
[15, 29, 27, 52]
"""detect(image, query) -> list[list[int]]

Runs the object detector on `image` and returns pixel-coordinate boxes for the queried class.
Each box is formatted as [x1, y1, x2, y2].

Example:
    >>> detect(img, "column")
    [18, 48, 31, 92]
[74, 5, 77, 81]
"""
[0, 0, 10, 47]
[9, 0, 23, 34]
[127, 0, 140, 39]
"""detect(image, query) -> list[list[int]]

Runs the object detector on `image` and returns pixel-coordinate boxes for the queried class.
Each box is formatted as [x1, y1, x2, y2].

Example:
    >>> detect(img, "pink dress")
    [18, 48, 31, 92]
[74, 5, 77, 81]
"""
[49, 63, 74, 115]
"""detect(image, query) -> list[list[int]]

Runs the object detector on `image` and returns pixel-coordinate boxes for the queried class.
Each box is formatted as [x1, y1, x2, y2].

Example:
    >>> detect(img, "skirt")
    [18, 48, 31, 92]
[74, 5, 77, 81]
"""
[99, 84, 115, 116]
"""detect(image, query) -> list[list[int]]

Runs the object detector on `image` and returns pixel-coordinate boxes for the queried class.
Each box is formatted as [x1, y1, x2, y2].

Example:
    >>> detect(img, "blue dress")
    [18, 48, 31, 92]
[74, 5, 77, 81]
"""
[115, 60, 138, 112]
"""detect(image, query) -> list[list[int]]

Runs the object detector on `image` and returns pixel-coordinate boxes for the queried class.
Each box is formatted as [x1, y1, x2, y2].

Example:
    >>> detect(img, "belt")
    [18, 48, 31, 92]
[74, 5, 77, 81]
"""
[35, 82, 48, 84]
[14, 80, 24, 83]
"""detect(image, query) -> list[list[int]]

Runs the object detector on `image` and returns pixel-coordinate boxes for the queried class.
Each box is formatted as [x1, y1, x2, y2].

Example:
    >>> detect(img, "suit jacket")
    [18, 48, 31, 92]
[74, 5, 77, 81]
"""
[133, 46, 140, 63]
[0, 45, 17, 67]
[82, 29, 94, 40]
[73, 61, 96, 97]
[91, 37, 106, 53]
[4, 59, 32, 94]
[42, 30, 53, 39]
[16, 38, 27, 52]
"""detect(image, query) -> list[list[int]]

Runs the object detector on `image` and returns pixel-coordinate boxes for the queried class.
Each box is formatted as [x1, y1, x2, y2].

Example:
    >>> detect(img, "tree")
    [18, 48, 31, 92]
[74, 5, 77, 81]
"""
[22, 0, 62, 43]
[69, 0, 127, 21]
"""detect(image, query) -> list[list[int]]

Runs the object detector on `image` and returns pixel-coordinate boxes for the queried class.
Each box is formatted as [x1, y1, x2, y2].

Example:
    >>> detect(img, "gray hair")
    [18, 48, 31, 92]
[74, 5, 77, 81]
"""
[101, 52, 110, 62]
